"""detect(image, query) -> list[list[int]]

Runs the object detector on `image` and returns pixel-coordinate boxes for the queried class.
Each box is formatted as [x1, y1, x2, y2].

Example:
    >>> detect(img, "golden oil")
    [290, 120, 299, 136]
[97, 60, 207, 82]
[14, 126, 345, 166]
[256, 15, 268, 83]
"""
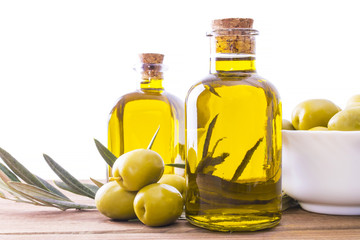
[108, 53, 184, 177]
[185, 18, 282, 231]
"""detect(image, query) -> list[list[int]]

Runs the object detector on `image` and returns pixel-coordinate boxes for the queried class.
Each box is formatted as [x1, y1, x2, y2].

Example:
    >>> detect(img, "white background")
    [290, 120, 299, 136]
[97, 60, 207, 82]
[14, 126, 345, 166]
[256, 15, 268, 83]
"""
[1, 0, 359, 180]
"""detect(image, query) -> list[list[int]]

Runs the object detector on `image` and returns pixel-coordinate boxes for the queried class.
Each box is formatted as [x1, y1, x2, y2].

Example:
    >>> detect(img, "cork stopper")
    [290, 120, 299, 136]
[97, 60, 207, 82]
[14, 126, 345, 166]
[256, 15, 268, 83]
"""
[139, 53, 164, 64]
[139, 53, 164, 79]
[212, 18, 253, 30]
[211, 18, 257, 54]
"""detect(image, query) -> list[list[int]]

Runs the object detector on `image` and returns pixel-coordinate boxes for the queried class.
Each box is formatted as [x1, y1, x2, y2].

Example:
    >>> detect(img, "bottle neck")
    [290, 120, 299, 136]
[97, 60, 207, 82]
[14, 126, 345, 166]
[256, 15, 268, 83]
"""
[210, 55, 256, 73]
[208, 30, 257, 74]
[139, 78, 164, 92]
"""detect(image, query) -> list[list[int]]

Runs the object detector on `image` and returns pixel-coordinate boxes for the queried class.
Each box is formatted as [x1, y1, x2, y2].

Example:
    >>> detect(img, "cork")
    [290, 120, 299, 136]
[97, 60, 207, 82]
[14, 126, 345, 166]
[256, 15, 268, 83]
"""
[139, 53, 164, 79]
[212, 18, 253, 30]
[211, 18, 256, 54]
[139, 53, 164, 64]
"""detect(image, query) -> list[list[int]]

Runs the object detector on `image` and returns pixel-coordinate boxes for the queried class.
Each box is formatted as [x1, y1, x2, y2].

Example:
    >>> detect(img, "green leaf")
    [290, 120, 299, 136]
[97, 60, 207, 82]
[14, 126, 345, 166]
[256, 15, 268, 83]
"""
[54, 180, 98, 195]
[84, 183, 99, 193]
[0, 162, 20, 182]
[147, 126, 160, 150]
[36, 196, 96, 210]
[36, 175, 70, 201]
[0, 148, 48, 190]
[54, 180, 82, 195]
[282, 193, 299, 211]
[43, 154, 95, 199]
[8, 181, 69, 201]
[0, 178, 33, 202]
[231, 138, 264, 182]
[202, 114, 219, 159]
[205, 84, 221, 98]
[165, 163, 185, 169]
[7, 181, 66, 209]
[90, 177, 104, 188]
[209, 137, 225, 157]
[196, 153, 229, 174]
[94, 139, 117, 167]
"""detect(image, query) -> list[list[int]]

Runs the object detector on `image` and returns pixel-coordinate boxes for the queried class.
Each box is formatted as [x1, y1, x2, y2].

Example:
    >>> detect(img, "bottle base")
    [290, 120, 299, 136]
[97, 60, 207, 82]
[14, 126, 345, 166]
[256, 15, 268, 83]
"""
[186, 213, 281, 232]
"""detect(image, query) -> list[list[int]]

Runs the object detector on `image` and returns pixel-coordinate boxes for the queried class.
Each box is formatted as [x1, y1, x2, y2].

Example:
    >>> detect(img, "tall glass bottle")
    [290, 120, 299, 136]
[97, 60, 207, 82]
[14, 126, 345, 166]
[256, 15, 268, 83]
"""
[108, 53, 184, 176]
[185, 18, 282, 231]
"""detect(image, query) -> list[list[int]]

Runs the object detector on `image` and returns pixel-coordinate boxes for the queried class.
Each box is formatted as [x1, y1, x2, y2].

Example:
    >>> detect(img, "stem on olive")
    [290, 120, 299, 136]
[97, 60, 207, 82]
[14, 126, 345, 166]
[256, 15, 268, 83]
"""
[109, 176, 122, 182]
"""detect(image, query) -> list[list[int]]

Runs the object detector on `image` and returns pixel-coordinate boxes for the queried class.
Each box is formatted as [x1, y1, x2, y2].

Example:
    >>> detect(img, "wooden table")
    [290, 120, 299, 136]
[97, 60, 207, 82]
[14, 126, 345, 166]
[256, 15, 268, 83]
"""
[1, 192, 360, 240]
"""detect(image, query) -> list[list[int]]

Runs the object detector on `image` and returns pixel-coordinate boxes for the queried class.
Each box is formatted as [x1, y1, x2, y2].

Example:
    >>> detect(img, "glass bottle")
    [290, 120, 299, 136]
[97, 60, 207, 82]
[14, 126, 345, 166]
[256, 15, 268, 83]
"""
[185, 18, 282, 231]
[108, 53, 184, 177]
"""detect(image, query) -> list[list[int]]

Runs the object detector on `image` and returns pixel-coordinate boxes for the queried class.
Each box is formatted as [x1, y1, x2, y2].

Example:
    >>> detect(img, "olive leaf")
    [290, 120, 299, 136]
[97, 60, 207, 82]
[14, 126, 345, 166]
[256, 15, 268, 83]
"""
[196, 153, 229, 174]
[0, 178, 34, 202]
[165, 163, 185, 169]
[202, 114, 219, 159]
[8, 181, 69, 202]
[94, 139, 117, 167]
[43, 154, 96, 199]
[90, 178, 104, 188]
[0, 150, 71, 200]
[54, 180, 99, 195]
[0, 147, 99, 210]
[282, 193, 299, 211]
[8, 182, 95, 210]
[36, 175, 70, 201]
[231, 137, 264, 182]
[209, 137, 225, 157]
[147, 126, 160, 150]
[0, 162, 20, 182]
[0, 147, 48, 190]
[35, 196, 96, 210]
[205, 84, 221, 98]
[0, 190, 4, 198]
[6, 181, 61, 208]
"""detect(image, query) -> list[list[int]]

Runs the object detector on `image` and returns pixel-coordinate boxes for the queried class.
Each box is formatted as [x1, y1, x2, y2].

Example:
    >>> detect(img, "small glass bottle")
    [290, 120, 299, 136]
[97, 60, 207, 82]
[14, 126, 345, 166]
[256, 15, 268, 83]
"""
[108, 53, 184, 176]
[185, 18, 282, 231]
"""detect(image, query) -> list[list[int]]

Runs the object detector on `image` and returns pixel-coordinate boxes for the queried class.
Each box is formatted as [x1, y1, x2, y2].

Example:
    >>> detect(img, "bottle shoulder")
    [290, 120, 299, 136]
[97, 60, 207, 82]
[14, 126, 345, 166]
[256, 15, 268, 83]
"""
[110, 90, 184, 115]
[186, 73, 280, 101]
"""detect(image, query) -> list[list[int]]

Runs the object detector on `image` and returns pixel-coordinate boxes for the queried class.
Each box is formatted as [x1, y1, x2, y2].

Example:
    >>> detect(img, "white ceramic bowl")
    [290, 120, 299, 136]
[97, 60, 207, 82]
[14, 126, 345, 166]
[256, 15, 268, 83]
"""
[282, 130, 360, 215]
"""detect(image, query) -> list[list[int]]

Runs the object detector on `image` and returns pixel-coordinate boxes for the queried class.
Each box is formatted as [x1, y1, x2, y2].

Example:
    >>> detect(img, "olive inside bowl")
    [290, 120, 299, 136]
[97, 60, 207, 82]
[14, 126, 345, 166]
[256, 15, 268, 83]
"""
[282, 130, 360, 215]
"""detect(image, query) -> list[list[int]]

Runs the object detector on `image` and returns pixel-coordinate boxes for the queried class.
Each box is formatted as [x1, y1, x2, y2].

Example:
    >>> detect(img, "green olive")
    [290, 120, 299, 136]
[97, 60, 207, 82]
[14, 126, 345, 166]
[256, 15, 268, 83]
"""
[291, 99, 340, 130]
[158, 174, 185, 197]
[112, 149, 164, 191]
[346, 94, 360, 109]
[95, 181, 137, 220]
[328, 107, 360, 131]
[308, 126, 329, 131]
[133, 183, 183, 227]
[282, 119, 295, 130]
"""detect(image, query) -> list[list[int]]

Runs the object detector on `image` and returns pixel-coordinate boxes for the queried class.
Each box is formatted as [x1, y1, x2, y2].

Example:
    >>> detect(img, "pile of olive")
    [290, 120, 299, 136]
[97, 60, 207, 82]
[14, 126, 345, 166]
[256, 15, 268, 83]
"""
[283, 94, 360, 131]
[95, 149, 185, 227]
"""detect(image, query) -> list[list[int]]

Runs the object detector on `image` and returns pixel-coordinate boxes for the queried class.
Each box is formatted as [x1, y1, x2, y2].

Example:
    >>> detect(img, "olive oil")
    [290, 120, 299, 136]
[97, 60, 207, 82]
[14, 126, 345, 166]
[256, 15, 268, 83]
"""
[185, 18, 282, 231]
[108, 53, 184, 176]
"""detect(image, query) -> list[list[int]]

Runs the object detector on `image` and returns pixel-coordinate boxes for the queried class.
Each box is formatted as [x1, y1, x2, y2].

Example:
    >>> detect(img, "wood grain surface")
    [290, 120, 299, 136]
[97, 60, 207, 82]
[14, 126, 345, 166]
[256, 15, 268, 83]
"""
[1, 188, 360, 240]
